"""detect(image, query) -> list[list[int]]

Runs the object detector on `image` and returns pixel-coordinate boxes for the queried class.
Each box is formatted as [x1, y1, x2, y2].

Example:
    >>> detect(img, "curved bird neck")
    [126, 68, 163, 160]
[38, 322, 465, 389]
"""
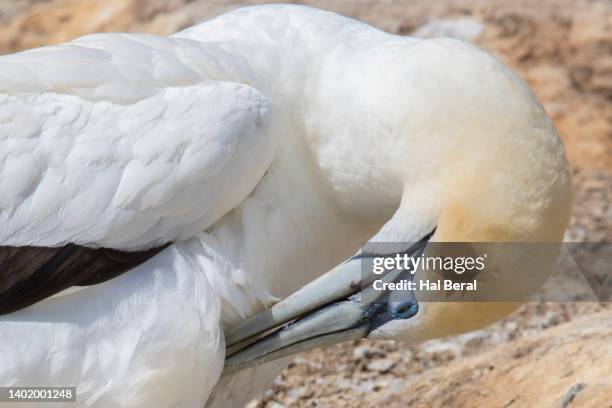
[176, 6, 423, 216]
[173, 5, 419, 325]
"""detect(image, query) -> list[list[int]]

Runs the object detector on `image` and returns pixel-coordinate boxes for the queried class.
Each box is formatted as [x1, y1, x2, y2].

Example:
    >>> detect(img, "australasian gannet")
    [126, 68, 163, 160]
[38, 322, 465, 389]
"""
[0, 5, 571, 407]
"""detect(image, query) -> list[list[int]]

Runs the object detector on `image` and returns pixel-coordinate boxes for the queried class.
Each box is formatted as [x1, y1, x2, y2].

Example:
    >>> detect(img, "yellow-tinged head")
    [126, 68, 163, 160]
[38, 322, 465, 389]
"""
[223, 37, 572, 373]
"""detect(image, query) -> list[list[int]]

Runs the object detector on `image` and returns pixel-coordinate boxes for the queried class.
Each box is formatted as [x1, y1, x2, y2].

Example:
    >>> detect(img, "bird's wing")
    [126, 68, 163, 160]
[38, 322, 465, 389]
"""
[0, 34, 274, 313]
[0, 244, 225, 406]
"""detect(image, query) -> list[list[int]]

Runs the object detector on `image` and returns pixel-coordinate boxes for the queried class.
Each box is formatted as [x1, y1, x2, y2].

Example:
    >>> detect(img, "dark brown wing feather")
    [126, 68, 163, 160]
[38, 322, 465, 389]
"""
[0, 244, 169, 315]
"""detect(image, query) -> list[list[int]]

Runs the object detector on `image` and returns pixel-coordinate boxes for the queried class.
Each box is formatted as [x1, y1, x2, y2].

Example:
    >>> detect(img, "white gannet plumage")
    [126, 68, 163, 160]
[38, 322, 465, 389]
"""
[0, 4, 571, 408]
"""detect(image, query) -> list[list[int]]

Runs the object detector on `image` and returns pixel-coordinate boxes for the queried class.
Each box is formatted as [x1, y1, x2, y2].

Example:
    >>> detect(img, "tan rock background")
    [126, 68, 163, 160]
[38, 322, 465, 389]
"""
[0, 1, 609, 407]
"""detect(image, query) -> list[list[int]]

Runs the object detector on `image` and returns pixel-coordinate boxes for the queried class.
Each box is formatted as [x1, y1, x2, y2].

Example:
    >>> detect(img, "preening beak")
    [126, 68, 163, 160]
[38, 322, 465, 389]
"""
[222, 230, 434, 375]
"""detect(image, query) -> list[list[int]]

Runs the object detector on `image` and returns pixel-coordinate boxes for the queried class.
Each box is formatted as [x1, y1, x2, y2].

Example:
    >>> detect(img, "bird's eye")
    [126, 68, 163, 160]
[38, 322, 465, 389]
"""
[388, 300, 419, 319]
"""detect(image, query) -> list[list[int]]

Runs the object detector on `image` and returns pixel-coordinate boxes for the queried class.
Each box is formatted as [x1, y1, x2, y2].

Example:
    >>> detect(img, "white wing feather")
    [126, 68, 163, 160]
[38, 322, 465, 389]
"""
[0, 244, 225, 407]
[0, 34, 274, 250]
[0, 32, 276, 406]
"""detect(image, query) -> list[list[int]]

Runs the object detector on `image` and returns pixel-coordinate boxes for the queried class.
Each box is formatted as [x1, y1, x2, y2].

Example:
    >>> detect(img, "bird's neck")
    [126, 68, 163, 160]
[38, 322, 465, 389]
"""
[173, 5, 419, 326]
[176, 5, 414, 219]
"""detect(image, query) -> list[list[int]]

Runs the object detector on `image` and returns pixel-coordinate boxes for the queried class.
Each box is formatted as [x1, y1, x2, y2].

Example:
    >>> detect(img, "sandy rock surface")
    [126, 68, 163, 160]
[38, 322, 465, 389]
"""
[0, 1, 609, 407]
[377, 310, 612, 408]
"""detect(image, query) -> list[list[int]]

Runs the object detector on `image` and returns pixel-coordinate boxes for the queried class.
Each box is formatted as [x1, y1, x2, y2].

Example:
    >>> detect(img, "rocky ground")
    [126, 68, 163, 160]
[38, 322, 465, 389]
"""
[0, 0, 609, 407]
